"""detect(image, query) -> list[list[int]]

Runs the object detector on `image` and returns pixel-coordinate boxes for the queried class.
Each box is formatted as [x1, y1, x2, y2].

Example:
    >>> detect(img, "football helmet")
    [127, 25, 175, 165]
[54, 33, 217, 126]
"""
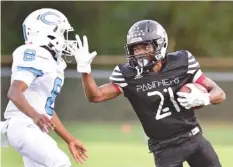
[124, 20, 168, 71]
[22, 8, 76, 58]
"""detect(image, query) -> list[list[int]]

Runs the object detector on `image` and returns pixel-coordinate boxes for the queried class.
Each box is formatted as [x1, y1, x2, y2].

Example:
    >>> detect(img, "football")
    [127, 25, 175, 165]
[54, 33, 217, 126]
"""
[178, 83, 208, 109]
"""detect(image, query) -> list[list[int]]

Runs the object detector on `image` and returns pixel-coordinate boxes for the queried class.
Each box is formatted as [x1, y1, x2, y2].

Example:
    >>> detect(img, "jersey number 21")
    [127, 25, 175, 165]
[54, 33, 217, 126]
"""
[147, 87, 181, 120]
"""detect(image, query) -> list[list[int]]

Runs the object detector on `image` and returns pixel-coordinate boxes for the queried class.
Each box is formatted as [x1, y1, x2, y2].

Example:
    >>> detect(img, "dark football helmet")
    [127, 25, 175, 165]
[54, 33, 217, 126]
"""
[124, 20, 168, 71]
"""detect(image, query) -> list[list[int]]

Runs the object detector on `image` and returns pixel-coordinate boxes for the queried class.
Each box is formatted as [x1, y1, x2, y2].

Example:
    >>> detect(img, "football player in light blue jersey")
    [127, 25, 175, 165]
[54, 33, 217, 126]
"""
[1, 8, 87, 167]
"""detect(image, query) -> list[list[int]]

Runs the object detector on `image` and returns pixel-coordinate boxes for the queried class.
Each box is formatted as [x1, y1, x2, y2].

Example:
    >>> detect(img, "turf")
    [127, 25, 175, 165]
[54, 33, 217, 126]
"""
[1, 122, 233, 167]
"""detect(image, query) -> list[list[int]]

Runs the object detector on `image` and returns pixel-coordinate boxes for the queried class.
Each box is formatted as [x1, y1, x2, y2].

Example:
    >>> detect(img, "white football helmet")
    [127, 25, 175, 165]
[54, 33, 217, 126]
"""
[22, 8, 76, 58]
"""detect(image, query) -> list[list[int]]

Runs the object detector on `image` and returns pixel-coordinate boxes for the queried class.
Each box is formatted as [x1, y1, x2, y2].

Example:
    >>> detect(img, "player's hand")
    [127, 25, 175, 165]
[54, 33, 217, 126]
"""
[177, 84, 210, 109]
[68, 34, 97, 74]
[68, 139, 88, 164]
[32, 113, 55, 133]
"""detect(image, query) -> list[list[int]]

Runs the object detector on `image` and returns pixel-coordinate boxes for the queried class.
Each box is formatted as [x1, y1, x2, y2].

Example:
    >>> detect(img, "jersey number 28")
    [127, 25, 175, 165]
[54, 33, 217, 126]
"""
[45, 77, 62, 116]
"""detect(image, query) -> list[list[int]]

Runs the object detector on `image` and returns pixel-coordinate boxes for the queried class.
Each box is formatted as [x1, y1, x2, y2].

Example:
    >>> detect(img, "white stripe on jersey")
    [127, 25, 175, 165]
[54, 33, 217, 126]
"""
[187, 70, 196, 74]
[109, 76, 125, 81]
[112, 71, 122, 76]
[192, 69, 203, 82]
[109, 65, 128, 88]
[116, 83, 128, 87]
[188, 62, 199, 69]
[188, 57, 195, 63]
[114, 66, 120, 71]
[186, 51, 200, 74]
[187, 51, 192, 57]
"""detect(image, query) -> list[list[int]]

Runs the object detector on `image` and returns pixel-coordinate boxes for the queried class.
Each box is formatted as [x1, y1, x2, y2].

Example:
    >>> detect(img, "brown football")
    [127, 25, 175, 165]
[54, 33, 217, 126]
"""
[178, 83, 208, 110]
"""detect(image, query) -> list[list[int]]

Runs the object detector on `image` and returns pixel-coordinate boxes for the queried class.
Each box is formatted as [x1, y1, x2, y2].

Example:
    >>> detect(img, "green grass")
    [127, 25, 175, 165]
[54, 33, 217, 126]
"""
[1, 122, 233, 167]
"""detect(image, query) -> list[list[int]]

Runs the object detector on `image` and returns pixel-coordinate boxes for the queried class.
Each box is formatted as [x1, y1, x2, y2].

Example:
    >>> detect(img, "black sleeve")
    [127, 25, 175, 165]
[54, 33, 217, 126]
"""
[109, 65, 128, 88]
[186, 50, 200, 74]
[185, 50, 204, 82]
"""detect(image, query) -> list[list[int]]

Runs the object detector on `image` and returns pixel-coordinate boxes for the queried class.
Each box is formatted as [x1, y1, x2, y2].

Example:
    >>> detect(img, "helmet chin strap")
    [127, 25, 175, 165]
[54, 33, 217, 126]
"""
[141, 60, 157, 73]
[134, 59, 159, 79]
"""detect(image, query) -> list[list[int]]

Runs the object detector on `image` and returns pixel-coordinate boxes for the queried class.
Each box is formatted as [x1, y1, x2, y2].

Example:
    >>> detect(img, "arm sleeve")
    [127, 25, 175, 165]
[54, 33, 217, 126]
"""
[12, 47, 50, 76]
[185, 51, 206, 83]
[186, 51, 200, 74]
[109, 65, 128, 88]
[12, 70, 37, 86]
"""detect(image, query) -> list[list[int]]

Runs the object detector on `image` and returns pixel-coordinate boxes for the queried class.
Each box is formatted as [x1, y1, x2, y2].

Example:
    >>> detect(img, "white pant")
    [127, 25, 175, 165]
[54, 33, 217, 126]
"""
[5, 116, 71, 167]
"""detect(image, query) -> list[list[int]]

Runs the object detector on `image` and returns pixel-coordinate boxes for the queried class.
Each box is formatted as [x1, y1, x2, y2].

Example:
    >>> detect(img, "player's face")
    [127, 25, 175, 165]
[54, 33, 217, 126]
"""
[133, 43, 154, 55]
[131, 43, 155, 67]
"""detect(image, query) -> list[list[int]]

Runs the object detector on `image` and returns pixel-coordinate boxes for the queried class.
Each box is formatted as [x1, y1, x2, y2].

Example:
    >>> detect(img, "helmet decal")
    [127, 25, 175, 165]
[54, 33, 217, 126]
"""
[124, 20, 168, 71]
[39, 11, 61, 25]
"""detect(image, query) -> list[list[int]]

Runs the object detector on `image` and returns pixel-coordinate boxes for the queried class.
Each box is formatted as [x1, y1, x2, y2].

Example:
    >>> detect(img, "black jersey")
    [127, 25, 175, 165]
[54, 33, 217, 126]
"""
[110, 50, 203, 140]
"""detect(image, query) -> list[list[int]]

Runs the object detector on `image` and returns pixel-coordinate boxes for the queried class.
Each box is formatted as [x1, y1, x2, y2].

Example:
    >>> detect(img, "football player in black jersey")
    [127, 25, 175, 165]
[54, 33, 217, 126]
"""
[72, 20, 226, 167]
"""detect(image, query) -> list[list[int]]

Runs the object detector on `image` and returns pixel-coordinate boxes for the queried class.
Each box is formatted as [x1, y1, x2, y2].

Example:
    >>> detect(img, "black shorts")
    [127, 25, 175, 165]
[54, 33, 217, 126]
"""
[148, 127, 221, 167]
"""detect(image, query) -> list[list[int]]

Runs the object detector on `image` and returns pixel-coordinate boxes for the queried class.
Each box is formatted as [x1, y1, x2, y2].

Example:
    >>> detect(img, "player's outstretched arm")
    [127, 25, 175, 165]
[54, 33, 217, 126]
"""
[199, 77, 226, 104]
[51, 112, 88, 163]
[70, 34, 122, 102]
[7, 80, 54, 132]
[81, 73, 121, 102]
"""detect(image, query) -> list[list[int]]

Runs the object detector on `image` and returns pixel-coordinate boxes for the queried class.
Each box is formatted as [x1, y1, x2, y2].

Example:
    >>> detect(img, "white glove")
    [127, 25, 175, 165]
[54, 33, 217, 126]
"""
[70, 35, 97, 74]
[177, 84, 210, 109]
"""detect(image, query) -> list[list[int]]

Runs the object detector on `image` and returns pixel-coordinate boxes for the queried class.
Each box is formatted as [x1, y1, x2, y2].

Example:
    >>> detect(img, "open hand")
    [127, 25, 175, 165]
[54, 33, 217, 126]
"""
[68, 139, 88, 164]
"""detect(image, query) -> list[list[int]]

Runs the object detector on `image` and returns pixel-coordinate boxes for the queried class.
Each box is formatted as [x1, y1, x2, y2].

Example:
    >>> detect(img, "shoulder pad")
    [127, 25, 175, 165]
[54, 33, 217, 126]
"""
[118, 63, 137, 79]
[166, 50, 200, 73]
[12, 44, 55, 73]
[165, 50, 189, 71]
[167, 50, 188, 59]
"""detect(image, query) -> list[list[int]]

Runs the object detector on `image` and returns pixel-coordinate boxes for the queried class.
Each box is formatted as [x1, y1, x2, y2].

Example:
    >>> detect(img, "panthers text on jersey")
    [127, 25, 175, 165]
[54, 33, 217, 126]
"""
[109, 50, 203, 141]
[4, 44, 67, 119]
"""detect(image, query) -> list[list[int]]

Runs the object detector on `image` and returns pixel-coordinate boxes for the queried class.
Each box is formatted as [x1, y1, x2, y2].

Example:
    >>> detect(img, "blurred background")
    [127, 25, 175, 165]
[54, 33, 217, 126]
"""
[1, 1, 233, 167]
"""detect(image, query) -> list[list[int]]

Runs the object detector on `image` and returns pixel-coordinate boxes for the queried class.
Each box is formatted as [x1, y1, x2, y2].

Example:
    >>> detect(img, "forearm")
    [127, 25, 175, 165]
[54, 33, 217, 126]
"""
[51, 112, 74, 144]
[81, 73, 121, 102]
[203, 78, 226, 104]
[208, 86, 226, 104]
[81, 73, 102, 100]
[7, 90, 38, 119]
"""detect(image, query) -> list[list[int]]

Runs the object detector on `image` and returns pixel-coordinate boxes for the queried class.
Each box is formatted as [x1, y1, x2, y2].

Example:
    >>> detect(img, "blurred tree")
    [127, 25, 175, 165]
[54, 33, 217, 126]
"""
[1, 1, 233, 57]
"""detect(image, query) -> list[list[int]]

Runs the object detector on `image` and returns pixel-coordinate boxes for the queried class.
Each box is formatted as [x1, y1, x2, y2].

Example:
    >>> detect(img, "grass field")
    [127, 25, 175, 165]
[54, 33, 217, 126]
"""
[1, 122, 233, 167]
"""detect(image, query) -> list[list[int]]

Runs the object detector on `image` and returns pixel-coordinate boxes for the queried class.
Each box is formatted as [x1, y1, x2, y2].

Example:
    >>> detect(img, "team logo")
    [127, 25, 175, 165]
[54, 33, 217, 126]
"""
[134, 73, 143, 79]
[39, 12, 61, 25]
